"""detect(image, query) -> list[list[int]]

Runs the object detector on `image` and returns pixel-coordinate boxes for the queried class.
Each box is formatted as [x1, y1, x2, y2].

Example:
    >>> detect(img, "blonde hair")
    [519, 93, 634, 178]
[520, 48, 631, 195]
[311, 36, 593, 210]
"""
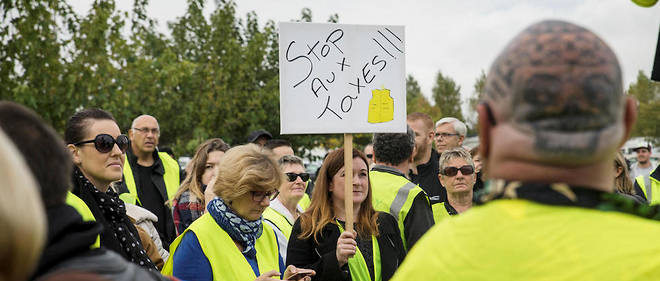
[614, 151, 634, 195]
[0, 130, 46, 281]
[213, 144, 283, 201]
[298, 148, 379, 243]
[171, 138, 230, 206]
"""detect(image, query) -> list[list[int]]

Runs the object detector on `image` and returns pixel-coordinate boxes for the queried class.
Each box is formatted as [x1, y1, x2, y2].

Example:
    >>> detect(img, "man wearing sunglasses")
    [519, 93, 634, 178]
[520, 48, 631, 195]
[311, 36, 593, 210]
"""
[392, 20, 660, 281]
[118, 115, 180, 250]
[433, 148, 476, 222]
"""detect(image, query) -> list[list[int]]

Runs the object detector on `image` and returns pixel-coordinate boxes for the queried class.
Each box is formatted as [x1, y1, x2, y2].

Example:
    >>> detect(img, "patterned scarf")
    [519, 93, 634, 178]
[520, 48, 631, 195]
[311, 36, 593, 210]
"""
[207, 197, 263, 258]
[73, 167, 157, 271]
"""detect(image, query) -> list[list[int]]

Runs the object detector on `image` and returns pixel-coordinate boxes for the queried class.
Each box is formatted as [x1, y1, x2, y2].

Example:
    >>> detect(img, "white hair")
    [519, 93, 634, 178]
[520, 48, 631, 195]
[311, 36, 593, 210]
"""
[435, 117, 467, 137]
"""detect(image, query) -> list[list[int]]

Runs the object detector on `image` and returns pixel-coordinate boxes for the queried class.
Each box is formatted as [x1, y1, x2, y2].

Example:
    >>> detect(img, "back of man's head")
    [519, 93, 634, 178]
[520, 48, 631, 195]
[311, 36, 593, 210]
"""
[481, 20, 630, 167]
[373, 126, 415, 166]
[0, 102, 72, 208]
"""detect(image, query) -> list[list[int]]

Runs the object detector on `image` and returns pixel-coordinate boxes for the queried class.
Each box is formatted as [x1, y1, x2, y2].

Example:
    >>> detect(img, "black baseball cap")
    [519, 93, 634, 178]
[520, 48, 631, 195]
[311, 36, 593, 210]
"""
[247, 129, 272, 143]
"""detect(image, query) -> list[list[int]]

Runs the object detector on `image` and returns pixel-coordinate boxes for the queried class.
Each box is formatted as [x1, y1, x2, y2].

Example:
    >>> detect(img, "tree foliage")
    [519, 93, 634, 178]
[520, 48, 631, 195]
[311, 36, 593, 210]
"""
[627, 70, 660, 144]
[431, 70, 464, 121]
[466, 70, 486, 135]
[406, 74, 442, 122]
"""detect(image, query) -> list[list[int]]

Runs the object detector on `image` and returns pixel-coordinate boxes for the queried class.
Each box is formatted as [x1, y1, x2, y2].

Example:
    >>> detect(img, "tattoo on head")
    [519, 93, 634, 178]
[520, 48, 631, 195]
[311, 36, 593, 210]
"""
[484, 20, 624, 160]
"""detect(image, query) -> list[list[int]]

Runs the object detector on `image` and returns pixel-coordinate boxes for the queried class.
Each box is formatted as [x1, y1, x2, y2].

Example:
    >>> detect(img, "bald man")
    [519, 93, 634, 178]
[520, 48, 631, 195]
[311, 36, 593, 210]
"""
[392, 20, 660, 280]
[118, 115, 179, 250]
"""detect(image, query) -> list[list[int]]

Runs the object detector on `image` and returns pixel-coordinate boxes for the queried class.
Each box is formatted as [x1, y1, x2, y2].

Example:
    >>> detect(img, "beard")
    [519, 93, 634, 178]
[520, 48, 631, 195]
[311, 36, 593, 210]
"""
[414, 142, 430, 162]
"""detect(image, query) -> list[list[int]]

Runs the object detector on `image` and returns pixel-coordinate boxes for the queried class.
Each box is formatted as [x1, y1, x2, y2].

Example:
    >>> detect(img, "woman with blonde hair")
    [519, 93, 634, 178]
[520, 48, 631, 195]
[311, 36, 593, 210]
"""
[163, 144, 313, 281]
[0, 129, 46, 281]
[172, 138, 230, 235]
[287, 148, 405, 281]
[614, 152, 645, 203]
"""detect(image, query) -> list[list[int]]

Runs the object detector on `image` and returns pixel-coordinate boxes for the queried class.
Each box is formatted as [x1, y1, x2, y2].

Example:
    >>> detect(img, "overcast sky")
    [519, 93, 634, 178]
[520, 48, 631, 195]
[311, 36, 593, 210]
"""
[70, 0, 660, 116]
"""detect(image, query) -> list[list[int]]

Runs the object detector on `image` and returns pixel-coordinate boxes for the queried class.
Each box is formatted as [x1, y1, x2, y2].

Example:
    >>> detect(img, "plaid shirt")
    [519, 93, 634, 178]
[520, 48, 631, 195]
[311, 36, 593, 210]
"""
[172, 190, 205, 235]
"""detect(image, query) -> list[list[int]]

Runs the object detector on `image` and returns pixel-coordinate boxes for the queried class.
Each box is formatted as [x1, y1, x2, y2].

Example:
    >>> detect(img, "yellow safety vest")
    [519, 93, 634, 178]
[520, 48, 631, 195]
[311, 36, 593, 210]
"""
[65, 191, 100, 249]
[431, 202, 451, 223]
[263, 207, 295, 239]
[636, 167, 659, 205]
[391, 199, 660, 281]
[337, 221, 381, 281]
[369, 169, 429, 250]
[162, 213, 280, 281]
[298, 193, 311, 210]
[120, 152, 180, 205]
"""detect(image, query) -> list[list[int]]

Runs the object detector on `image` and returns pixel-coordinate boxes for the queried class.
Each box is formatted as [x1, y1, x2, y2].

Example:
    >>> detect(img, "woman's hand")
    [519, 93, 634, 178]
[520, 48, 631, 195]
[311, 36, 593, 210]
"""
[283, 265, 315, 281]
[255, 270, 281, 281]
[336, 230, 357, 267]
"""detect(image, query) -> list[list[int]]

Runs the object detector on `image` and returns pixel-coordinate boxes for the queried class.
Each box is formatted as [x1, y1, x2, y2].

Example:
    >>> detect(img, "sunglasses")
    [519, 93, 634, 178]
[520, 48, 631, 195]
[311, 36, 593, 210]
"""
[366, 154, 373, 159]
[285, 172, 310, 182]
[441, 165, 474, 176]
[73, 134, 129, 153]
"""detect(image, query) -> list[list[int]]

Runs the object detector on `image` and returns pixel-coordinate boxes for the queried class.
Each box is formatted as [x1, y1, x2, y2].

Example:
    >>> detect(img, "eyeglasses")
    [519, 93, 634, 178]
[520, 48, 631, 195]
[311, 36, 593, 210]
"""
[366, 154, 373, 159]
[441, 165, 474, 176]
[251, 190, 279, 202]
[434, 132, 460, 138]
[285, 172, 310, 182]
[73, 134, 129, 153]
[132, 127, 160, 136]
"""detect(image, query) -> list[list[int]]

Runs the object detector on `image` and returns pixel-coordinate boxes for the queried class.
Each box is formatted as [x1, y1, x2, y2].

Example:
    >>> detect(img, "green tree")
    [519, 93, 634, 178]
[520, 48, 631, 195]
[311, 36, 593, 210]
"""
[406, 74, 442, 121]
[627, 70, 660, 144]
[466, 70, 486, 134]
[432, 71, 464, 121]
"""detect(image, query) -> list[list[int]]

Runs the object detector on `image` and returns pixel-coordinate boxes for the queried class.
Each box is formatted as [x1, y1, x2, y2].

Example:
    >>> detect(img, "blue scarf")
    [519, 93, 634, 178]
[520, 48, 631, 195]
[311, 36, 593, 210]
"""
[207, 197, 263, 258]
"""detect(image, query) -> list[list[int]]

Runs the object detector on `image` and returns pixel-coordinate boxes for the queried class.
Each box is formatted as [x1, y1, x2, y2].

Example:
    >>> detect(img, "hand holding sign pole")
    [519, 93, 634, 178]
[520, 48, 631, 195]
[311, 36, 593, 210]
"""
[279, 22, 406, 235]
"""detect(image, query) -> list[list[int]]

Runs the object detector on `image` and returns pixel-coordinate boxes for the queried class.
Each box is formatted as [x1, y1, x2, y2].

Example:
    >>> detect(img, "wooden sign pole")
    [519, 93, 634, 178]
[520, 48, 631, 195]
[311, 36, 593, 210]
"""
[343, 133, 354, 233]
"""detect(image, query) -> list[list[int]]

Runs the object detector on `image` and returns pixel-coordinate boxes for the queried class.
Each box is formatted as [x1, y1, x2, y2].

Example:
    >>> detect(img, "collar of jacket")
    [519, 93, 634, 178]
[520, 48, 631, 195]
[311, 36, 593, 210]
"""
[371, 164, 407, 178]
[126, 146, 165, 175]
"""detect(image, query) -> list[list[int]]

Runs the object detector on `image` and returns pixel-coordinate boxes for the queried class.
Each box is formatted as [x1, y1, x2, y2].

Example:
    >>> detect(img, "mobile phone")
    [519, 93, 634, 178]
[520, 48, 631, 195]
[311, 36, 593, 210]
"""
[287, 268, 314, 281]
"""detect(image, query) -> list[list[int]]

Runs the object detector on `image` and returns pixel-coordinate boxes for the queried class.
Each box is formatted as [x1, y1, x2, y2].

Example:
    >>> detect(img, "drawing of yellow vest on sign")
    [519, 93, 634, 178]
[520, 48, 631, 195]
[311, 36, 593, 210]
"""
[368, 87, 394, 123]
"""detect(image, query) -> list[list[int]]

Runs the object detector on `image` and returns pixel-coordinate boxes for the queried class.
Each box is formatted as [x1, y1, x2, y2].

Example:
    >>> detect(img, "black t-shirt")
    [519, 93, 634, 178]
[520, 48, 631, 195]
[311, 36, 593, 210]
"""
[135, 164, 169, 246]
[410, 148, 447, 204]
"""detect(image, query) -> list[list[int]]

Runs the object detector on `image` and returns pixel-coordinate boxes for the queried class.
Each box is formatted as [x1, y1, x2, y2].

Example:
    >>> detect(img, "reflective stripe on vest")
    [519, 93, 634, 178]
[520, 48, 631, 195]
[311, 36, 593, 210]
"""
[162, 213, 280, 280]
[121, 152, 180, 205]
[65, 191, 101, 249]
[636, 169, 660, 205]
[337, 221, 382, 281]
[431, 202, 451, 223]
[369, 170, 428, 251]
[263, 207, 294, 239]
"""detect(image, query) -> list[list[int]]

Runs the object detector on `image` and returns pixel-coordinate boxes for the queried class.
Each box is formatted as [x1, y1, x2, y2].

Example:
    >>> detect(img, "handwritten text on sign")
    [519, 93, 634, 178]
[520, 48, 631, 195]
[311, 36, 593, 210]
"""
[279, 22, 406, 134]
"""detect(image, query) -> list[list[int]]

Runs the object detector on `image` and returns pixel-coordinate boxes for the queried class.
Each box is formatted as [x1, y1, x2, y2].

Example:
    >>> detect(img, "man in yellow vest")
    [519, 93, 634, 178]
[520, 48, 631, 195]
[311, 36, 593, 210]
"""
[370, 126, 434, 250]
[0, 102, 169, 280]
[392, 20, 660, 281]
[634, 164, 660, 205]
[118, 115, 179, 250]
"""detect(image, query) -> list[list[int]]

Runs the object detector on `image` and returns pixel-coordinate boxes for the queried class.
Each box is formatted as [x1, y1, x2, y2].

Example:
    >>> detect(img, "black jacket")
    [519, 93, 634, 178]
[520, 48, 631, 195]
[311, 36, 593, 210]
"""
[287, 212, 406, 281]
[410, 148, 447, 204]
[118, 148, 176, 248]
[33, 204, 168, 281]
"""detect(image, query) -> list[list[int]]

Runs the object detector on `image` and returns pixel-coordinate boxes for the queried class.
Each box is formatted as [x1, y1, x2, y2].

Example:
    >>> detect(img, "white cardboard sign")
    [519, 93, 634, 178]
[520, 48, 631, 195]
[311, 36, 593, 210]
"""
[279, 22, 406, 134]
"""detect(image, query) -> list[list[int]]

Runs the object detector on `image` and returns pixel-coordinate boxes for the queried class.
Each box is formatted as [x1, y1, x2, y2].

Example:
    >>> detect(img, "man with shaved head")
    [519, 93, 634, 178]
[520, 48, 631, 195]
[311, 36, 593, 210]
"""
[119, 115, 179, 250]
[391, 20, 660, 280]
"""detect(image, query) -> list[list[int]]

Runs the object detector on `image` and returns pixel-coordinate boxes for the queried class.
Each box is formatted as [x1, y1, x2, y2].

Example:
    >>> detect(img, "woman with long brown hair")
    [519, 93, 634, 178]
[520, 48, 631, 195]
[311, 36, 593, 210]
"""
[286, 148, 405, 281]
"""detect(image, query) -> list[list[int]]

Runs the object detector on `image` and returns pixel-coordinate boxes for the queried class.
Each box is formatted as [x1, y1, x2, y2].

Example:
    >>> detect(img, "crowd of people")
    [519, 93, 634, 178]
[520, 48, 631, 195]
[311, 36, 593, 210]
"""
[2, 19, 660, 281]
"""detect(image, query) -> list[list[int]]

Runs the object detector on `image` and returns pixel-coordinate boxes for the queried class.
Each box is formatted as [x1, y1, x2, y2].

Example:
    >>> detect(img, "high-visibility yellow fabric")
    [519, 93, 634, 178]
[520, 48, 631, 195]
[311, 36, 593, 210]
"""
[431, 202, 451, 223]
[263, 207, 294, 239]
[65, 191, 100, 249]
[162, 213, 280, 281]
[121, 152, 180, 205]
[337, 222, 381, 281]
[298, 193, 311, 210]
[391, 199, 660, 281]
[636, 167, 660, 205]
[369, 170, 428, 250]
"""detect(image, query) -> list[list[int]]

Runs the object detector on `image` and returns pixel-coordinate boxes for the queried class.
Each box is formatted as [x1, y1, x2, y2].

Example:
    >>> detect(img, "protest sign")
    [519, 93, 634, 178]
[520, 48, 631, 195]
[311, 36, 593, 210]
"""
[279, 22, 406, 134]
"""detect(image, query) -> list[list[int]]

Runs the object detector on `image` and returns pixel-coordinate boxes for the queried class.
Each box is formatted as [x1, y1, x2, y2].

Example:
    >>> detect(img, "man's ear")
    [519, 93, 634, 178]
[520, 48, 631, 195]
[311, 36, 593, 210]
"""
[620, 96, 637, 148]
[68, 144, 82, 165]
[477, 103, 493, 159]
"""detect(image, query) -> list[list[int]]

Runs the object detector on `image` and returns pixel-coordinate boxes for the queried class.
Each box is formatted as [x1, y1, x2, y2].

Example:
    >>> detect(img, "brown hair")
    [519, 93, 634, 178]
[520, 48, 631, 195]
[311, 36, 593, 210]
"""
[614, 151, 634, 195]
[298, 148, 379, 243]
[171, 138, 230, 206]
[406, 112, 433, 131]
[213, 144, 282, 201]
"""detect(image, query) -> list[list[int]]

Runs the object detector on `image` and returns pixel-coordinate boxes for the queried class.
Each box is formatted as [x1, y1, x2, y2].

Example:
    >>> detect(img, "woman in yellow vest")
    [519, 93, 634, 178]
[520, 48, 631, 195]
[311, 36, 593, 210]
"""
[263, 154, 310, 261]
[171, 138, 230, 235]
[163, 144, 314, 281]
[65, 108, 157, 270]
[287, 148, 406, 281]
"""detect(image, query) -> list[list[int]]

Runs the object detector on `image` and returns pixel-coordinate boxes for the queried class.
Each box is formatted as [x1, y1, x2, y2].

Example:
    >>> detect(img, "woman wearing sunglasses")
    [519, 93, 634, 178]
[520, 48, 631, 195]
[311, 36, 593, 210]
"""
[286, 148, 405, 281]
[263, 155, 310, 261]
[163, 144, 314, 281]
[65, 109, 157, 270]
[433, 147, 477, 222]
